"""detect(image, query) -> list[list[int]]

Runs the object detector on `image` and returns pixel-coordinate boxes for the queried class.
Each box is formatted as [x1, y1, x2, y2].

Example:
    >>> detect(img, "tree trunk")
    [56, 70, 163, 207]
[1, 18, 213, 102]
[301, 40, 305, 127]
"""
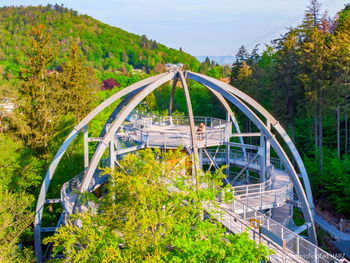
[315, 110, 318, 157]
[319, 102, 323, 200]
[337, 101, 340, 160]
[346, 94, 348, 154]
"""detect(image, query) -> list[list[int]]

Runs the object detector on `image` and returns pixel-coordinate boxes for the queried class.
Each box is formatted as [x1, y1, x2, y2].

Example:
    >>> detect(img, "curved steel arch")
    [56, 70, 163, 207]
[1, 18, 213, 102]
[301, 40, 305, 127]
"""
[77, 70, 316, 243]
[185, 71, 314, 213]
[34, 72, 169, 262]
[36, 70, 317, 262]
[184, 71, 316, 244]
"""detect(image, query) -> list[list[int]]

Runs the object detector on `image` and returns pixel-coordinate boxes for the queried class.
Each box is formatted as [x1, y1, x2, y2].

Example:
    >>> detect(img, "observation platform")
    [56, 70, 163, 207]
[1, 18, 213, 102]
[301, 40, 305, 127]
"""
[116, 110, 232, 151]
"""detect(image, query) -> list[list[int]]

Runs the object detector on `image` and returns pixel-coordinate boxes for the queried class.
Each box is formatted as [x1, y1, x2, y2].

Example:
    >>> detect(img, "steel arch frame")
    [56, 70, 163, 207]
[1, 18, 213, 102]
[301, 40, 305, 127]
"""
[34, 70, 316, 262]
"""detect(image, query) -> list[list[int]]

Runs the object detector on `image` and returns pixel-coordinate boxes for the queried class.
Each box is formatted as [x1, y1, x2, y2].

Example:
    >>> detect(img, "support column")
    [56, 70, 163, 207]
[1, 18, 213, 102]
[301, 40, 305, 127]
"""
[266, 120, 271, 170]
[109, 140, 115, 169]
[178, 71, 199, 160]
[169, 76, 178, 116]
[84, 124, 89, 171]
[259, 133, 266, 183]
[199, 148, 203, 170]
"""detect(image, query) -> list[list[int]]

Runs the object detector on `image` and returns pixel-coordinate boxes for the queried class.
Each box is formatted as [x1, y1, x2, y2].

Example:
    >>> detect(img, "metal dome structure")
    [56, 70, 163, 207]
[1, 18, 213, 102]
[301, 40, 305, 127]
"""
[34, 70, 319, 262]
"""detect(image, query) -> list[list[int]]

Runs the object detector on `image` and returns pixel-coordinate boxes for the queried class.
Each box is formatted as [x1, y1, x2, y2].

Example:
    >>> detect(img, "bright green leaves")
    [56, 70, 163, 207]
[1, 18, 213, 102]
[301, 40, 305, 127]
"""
[46, 149, 272, 262]
[0, 190, 35, 262]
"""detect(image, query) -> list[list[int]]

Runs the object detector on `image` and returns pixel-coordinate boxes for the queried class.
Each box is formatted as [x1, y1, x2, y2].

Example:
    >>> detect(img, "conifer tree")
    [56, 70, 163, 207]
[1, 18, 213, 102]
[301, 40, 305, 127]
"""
[16, 24, 60, 156]
[60, 42, 98, 122]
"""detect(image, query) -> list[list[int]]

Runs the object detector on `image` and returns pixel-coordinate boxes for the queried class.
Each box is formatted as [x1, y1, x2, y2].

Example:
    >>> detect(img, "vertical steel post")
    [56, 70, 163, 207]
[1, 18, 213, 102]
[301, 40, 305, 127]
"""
[109, 140, 115, 169]
[169, 76, 178, 117]
[266, 120, 271, 169]
[84, 124, 89, 171]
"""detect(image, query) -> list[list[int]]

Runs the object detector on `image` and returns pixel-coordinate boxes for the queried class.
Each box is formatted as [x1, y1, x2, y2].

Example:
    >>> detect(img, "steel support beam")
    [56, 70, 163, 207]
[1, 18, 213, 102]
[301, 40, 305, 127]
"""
[186, 71, 314, 216]
[178, 71, 198, 160]
[266, 120, 271, 169]
[169, 75, 178, 116]
[231, 153, 259, 184]
[84, 125, 89, 171]
[231, 132, 261, 137]
[224, 142, 259, 150]
[186, 71, 317, 245]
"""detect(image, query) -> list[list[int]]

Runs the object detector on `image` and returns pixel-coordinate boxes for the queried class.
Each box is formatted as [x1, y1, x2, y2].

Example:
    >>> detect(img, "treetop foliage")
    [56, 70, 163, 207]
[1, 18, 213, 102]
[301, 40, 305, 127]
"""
[45, 148, 273, 262]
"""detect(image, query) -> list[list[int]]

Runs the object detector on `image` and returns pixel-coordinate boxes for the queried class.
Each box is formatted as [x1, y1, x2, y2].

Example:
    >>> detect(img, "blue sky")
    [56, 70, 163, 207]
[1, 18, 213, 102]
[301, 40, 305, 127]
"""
[2, 0, 348, 59]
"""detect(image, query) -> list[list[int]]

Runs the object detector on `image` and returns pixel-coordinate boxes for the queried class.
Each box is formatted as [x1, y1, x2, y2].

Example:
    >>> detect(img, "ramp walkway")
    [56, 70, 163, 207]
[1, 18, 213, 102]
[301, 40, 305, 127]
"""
[314, 213, 350, 241]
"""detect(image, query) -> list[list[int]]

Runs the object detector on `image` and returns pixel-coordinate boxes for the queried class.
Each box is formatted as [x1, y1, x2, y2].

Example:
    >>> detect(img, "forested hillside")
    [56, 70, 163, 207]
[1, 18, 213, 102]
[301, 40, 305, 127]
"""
[0, 4, 200, 99]
[230, 2, 350, 217]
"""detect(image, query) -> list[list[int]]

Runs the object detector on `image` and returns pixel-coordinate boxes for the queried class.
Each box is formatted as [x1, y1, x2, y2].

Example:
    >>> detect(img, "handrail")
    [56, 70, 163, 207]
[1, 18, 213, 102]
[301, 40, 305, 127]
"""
[228, 199, 347, 263]
[122, 125, 231, 148]
[232, 184, 294, 212]
[127, 110, 229, 129]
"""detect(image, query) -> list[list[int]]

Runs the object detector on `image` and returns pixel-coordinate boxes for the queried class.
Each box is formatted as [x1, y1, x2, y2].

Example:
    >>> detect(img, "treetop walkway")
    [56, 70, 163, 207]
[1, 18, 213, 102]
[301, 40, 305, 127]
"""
[34, 70, 348, 262]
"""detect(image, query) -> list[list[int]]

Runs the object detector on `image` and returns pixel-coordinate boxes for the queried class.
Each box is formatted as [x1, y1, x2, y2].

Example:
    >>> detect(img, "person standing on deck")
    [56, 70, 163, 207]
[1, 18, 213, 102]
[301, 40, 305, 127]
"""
[197, 123, 206, 141]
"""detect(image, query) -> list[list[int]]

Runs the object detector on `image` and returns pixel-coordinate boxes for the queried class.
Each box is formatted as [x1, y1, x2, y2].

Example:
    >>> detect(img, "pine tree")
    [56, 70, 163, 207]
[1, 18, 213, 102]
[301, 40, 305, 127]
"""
[60, 42, 98, 122]
[16, 24, 60, 156]
[306, 0, 322, 27]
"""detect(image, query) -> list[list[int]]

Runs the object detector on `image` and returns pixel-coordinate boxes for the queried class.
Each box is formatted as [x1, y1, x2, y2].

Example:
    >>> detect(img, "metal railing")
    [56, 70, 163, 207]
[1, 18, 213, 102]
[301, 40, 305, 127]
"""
[126, 109, 229, 129]
[122, 124, 231, 148]
[232, 171, 275, 196]
[225, 200, 347, 263]
[232, 184, 294, 212]
[60, 170, 107, 215]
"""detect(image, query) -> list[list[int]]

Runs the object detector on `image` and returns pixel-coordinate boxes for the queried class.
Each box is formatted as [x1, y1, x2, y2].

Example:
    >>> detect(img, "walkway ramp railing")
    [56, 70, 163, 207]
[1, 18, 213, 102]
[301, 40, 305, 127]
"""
[232, 184, 293, 212]
[219, 200, 348, 263]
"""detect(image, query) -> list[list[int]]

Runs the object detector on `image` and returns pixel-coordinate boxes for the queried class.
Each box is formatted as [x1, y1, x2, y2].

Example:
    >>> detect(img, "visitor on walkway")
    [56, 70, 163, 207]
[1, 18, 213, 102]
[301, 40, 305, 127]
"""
[197, 123, 206, 141]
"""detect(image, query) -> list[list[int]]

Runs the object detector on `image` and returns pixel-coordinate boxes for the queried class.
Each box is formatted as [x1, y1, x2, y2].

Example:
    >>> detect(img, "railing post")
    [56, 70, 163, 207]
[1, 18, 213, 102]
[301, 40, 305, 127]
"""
[281, 190, 283, 202]
[281, 227, 284, 240]
[314, 247, 317, 263]
[205, 132, 208, 146]
[164, 133, 166, 148]
[146, 132, 149, 148]
[229, 215, 231, 231]
[243, 204, 246, 219]
[296, 236, 299, 255]
[275, 191, 277, 206]
[261, 193, 263, 209]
